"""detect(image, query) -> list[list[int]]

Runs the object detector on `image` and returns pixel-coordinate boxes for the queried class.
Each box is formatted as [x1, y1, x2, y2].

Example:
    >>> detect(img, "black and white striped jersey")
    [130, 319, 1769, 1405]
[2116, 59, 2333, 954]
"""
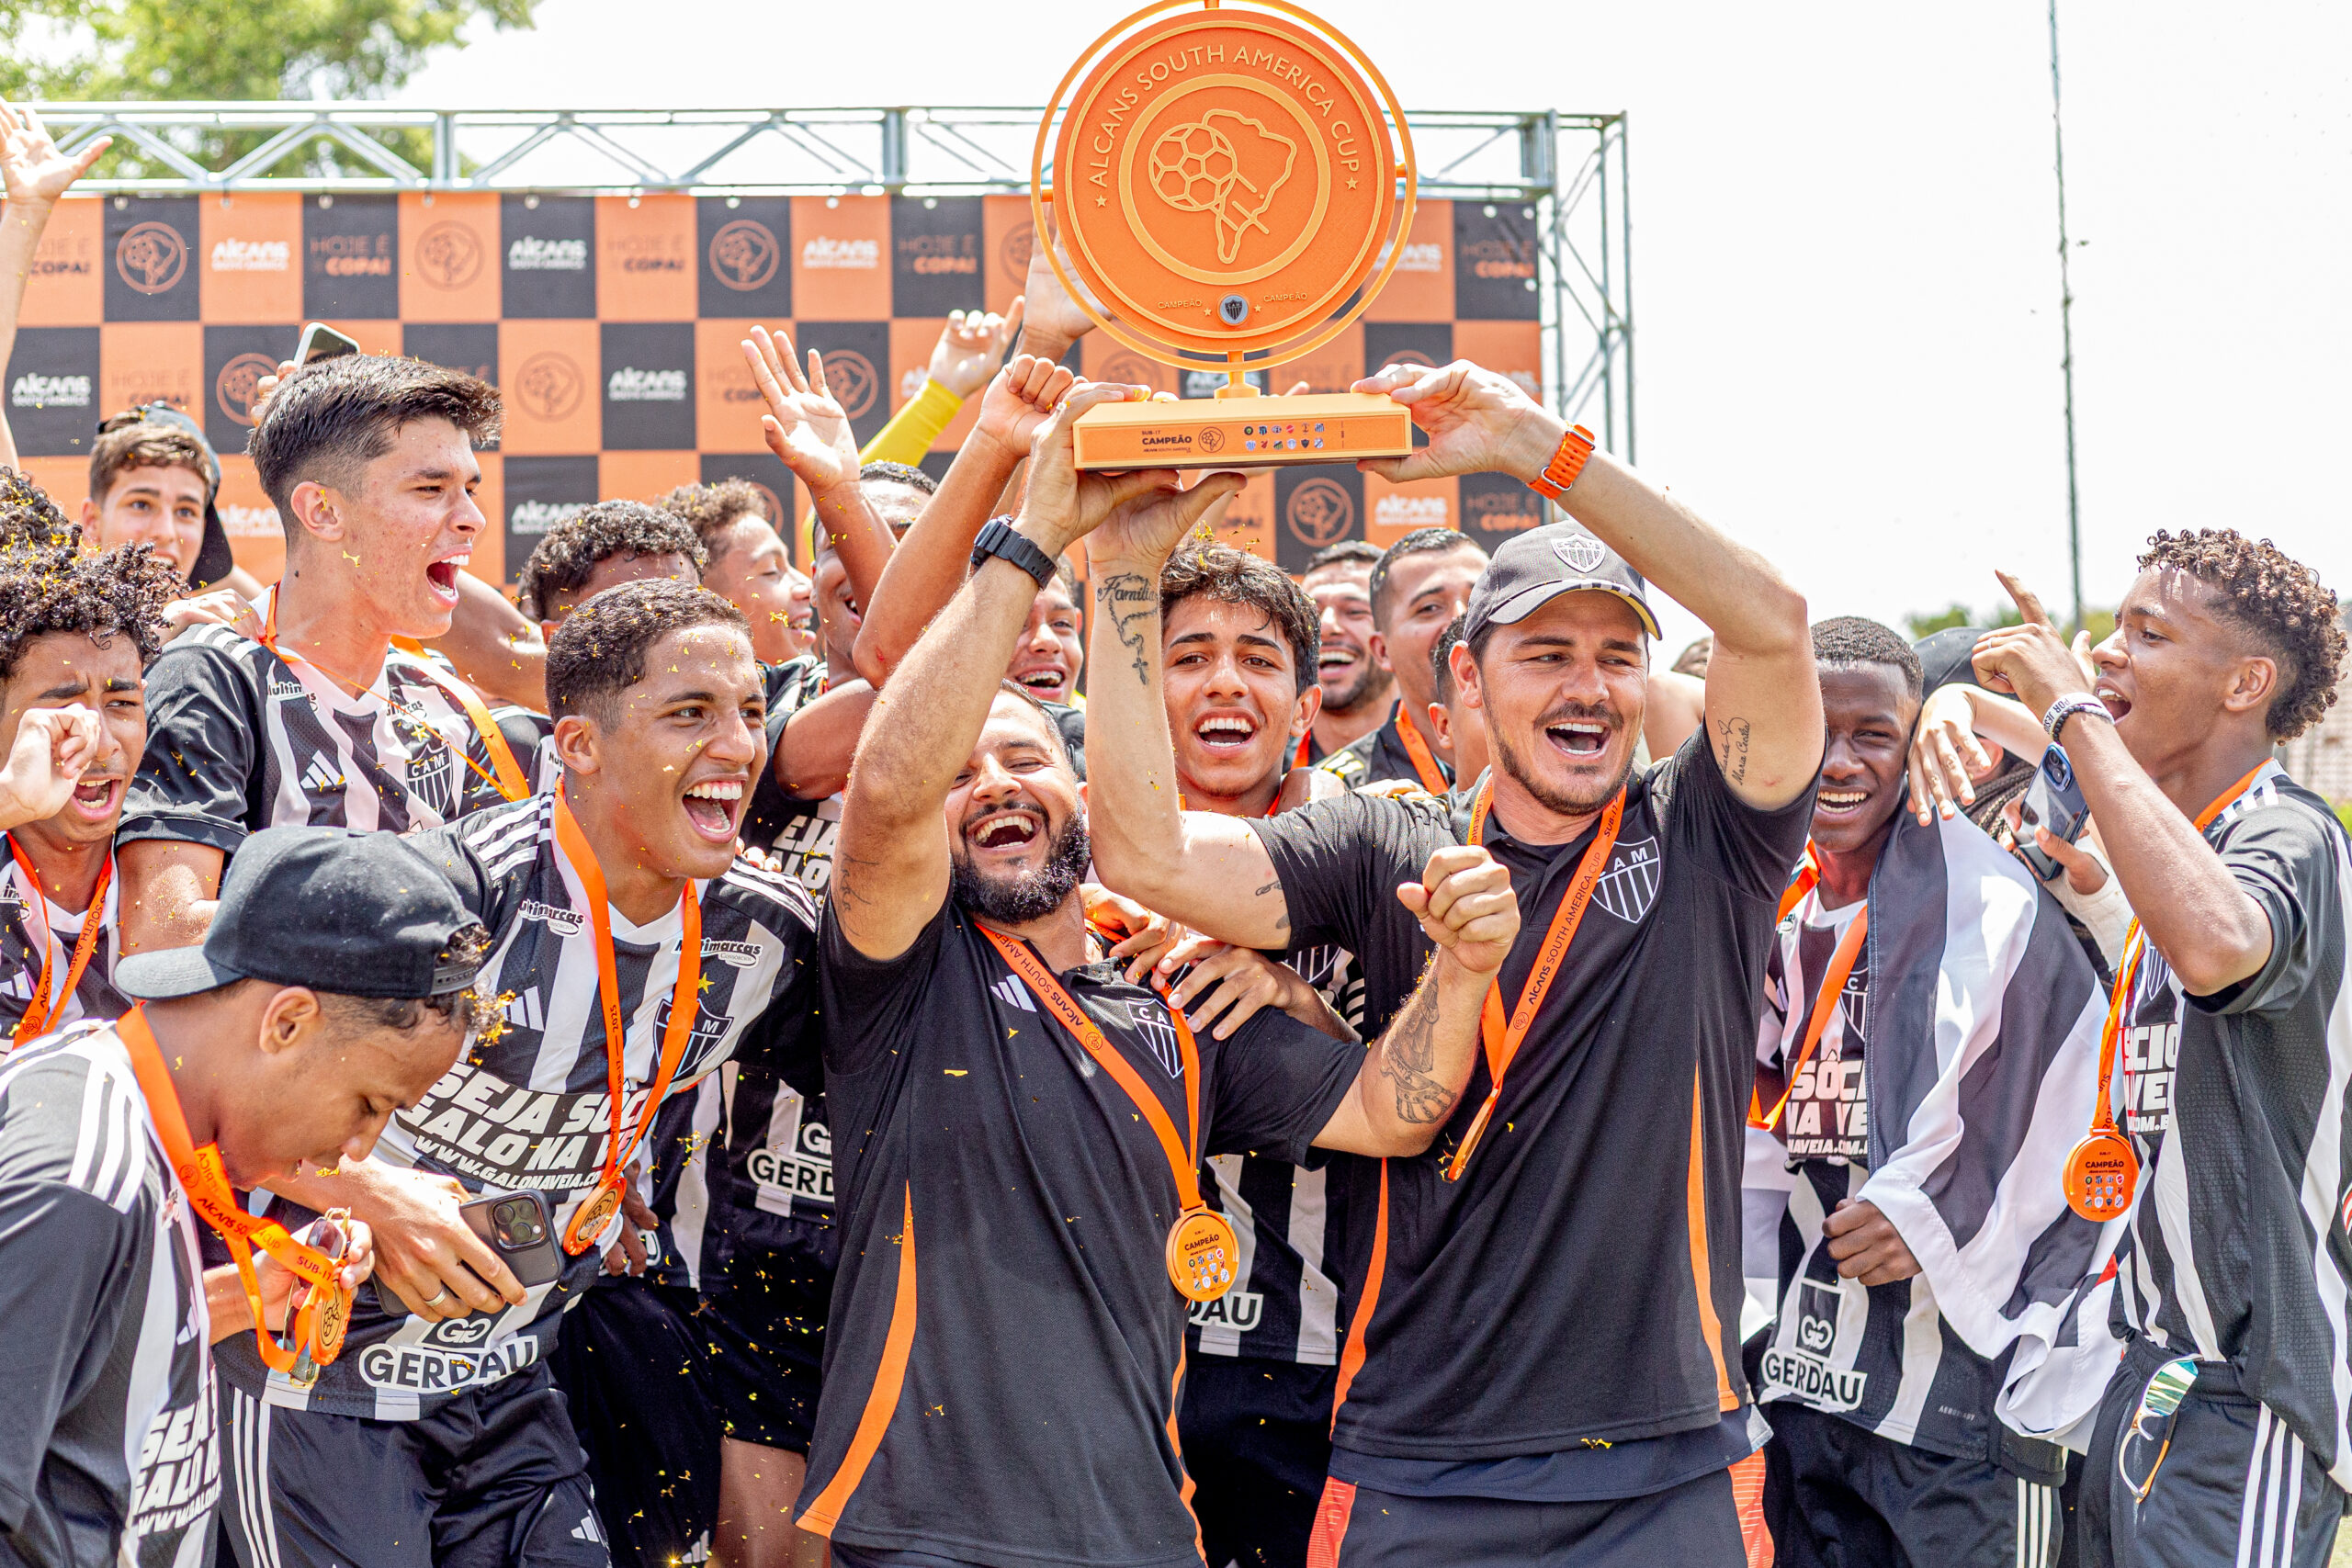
[122, 622, 550, 853]
[0, 1021, 217, 1568]
[0, 850, 126, 1039]
[2102, 762, 2352, 1490]
[1190, 942, 1364, 1366]
[215, 793, 822, 1422]
[1752, 809, 2108, 1477]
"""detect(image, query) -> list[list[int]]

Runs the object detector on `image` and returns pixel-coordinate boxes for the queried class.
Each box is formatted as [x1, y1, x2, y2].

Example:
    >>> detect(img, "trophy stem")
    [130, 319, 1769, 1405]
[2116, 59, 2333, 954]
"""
[1216, 356, 1260, 399]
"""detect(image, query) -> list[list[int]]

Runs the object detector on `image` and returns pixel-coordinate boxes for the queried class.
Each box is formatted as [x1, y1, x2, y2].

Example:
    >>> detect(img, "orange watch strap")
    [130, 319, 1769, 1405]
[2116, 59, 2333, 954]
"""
[1530, 424, 1598, 501]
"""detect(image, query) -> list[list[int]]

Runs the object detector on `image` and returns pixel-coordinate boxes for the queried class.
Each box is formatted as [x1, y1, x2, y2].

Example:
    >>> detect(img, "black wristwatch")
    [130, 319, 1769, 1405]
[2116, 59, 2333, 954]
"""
[970, 517, 1057, 588]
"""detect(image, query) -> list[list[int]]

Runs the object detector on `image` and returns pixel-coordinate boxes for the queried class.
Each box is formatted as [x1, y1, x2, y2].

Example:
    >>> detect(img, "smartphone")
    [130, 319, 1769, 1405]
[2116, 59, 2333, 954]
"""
[458, 1190, 563, 1289]
[2017, 743, 2090, 882]
[295, 321, 362, 366]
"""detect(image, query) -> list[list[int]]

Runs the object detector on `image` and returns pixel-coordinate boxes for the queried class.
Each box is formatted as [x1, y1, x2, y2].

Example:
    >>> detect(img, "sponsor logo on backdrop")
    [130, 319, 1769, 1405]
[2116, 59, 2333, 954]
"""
[33, 234, 90, 278]
[209, 238, 289, 273]
[1463, 235, 1535, 281]
[117, 221, 188, 294]
[416, 222, 483, 289]
[899, 232, 978, 276]
[515, 353, 585, 421]
[510, 500, 587, 536]
[1373, 493, 1445, 529]
[216, 354, 277, 426]
[1396, 242, 1442, 273]
[220, 503, 281, 538]
[1462, 488, 1541, 534]
[800, 235, 878, 271]
[1284, 478, 1353, 548]
[10, 373, 90, 409]
[508, 235, 588, 272]
[607, 366, 687, 402]
[998, 220, 1035, 288]
[708, 219, 780, 291]
[613, 237, 685, 275]
[819, 350, 877, 419]
[312, 233, 391, 276]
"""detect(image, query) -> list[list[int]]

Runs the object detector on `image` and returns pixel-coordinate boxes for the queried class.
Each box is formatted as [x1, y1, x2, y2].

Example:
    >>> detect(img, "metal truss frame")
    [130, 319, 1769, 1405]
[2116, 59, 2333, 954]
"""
[28, 102, 1633, 456]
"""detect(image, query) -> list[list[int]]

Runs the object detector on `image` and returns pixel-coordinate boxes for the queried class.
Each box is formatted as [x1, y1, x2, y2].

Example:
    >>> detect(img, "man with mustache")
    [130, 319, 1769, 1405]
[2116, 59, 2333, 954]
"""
[1084, 358, 1825, 1564]
[1316, 529, 1487, 795]
[797, 385, 1518, 1568]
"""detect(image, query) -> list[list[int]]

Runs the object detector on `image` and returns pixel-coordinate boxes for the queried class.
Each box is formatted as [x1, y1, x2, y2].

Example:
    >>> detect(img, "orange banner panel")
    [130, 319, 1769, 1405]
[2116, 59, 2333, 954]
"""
[498, 320, 601, 455]
[21, 199, 101, 326]
[399, 193, 502, 322]
[1453, 320, 1542, 403]
[982, 196, 1034, 317]
[100, 321, 203, 420]
[216, 453, 285, 585]
[599, 450, 699, 506]
[1208, 472, 1278, 563]
[198, 194, 301, 321]
[789, 197, 889, 321]
[17, 457, 89, 516]
[1366, 198, 1453, 321]
[1364, 473, 1459, 549]
[695, 318, 782, 455]
[887, 319, 979, 451]
[596, 196, 696, 321]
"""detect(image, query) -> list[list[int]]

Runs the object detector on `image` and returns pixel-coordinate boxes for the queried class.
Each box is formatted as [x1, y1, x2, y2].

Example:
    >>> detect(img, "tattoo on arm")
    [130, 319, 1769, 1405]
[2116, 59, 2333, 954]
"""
[833, 851, 881, 909]
[1714, 716, 1753, 784]
[1373, 977, 1454, 1124]
[1097, 573, 1158, 687]
[1253, 880, 1280, 897]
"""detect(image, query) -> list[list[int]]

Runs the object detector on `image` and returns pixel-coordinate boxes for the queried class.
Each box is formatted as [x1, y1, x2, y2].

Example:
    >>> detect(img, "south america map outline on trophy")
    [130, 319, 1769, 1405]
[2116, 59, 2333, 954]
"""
[1035, 0, 1423, 469]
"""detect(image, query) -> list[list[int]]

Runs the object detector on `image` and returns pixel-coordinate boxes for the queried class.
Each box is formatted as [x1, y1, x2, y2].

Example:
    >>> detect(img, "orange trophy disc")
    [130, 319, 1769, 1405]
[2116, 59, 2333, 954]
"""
[1035, 1, 1420, 469]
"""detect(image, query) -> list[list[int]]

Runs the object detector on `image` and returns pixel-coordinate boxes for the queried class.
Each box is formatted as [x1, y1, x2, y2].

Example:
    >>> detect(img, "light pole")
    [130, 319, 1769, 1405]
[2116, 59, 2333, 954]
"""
[2049, 0, 2086, 637]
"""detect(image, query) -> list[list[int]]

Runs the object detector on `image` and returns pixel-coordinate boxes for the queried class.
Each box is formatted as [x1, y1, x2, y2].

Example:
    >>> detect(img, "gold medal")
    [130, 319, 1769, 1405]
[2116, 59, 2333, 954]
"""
[564, 1178, 626, 1257]
[1167, 1206, 1240, 1303]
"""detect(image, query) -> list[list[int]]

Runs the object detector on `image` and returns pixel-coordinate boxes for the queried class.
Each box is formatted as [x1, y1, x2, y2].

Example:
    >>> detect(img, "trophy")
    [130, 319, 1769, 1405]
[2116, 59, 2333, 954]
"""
[1035, 1, 1419, 470]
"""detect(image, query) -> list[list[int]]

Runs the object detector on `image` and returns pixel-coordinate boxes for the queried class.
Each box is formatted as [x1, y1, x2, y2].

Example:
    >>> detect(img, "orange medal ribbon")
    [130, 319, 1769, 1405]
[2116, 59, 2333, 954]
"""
[119, 1006, 353, 1383]
[978, 926, 1238, 1303]
[2064, 761, 2267, 1222]
[1747, 886, 1871, 1134]
[1294, 731, 1314, 771]
[1390, 703, 1452, 796]
[1444, 781, 1626, 1180]
[6, 839, 113, 1050]
[552, 793, 704, 1255]
[260, 588, 529, 804]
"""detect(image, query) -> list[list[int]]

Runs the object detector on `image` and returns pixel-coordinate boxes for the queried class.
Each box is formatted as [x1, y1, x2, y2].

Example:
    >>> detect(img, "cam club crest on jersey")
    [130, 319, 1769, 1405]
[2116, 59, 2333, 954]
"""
[1126, 998, 1182, 1077]
[1592, 836, 1661, 923]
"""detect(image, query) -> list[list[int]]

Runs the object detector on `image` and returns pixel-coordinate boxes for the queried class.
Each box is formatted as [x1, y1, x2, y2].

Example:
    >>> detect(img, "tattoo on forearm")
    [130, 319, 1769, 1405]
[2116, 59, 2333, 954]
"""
[1098, 573, 1158, 687]
[1253, 880, 1280, 897]
[833, 852, 880, 909]
[1374, 981, 1454, 1124]
[1715, 716, 1753, 784]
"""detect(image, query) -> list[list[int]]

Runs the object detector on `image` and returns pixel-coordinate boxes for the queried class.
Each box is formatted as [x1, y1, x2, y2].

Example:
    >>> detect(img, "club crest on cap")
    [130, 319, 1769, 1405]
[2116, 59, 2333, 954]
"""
[1553, 532, 1606, 573]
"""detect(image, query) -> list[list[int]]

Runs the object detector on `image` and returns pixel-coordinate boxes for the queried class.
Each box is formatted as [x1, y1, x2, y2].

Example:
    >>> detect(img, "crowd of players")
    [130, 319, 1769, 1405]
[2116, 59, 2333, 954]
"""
[3, 98, 2351, 1568]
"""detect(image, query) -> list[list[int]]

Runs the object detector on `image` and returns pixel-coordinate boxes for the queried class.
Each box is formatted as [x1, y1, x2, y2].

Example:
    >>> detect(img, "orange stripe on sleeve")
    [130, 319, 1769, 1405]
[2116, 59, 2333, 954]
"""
[1687, 1068, 1737, 1411]
[797, 1184, 919, 1536]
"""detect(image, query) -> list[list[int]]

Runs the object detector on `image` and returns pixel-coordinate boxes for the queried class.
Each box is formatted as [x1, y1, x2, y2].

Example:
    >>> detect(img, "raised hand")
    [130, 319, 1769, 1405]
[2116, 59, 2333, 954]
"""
[1971, 570, 2092, 718]
[0, 101, 108, 209]
[1090, 470, 1247, 570]
[1015, 381, 1197, 556]
[1021, 213, 1098, 355]
[741, 325, 860, 493]
[974, 352, 1077, 459]
[0, 705, 101, 829]
[1349, 359, 1561, 486]
[1395, 843, 1518, 976]
[929, 302, 1023, 399]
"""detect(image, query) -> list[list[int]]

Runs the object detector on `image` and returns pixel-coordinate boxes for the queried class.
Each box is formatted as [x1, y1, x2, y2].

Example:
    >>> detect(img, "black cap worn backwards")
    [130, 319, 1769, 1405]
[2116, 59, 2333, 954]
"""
[1913, 626, 1989, 697]
[1461, 523, 1661, 645]
[100, 402, 237, 591]
[115, 828, 482, 1001]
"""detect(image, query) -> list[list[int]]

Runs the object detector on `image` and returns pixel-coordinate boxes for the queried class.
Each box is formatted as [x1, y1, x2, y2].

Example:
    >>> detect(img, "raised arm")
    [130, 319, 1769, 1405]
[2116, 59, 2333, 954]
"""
[1313, 844, 1518, 1156]
[1353, 360, 1821, 808]
[0, 103, 107, 471]
[831, 383, 1220, 960]
[849, 353, 1077, 686]
[1079, 479, 1290, 950]
[742, 325, 895, 621]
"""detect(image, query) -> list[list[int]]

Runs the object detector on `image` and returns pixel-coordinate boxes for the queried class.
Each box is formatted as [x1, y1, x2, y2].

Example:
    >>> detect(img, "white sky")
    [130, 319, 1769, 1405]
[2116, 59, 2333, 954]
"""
[398, 1, 2352, 654]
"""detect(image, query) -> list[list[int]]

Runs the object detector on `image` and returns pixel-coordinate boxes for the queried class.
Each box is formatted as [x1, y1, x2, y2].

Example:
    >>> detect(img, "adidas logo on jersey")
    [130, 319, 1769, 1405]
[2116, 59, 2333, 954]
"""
[503, 989, 546, 1032]
[300, 756, 345, 794]
[571, 1515, 605, 1544]
[990, 975, 1035, 1011]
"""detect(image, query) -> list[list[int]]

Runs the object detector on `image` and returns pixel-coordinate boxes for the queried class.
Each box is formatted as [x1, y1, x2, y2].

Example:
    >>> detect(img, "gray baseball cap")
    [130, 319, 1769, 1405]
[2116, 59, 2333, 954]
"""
[1461, 524, 1659, 644]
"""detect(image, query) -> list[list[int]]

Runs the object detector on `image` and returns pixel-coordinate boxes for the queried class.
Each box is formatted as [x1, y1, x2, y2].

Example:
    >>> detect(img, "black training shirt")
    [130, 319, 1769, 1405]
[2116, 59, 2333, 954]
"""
[1252, 733, 1813, 1461]
[802, 899, 1361, 1567]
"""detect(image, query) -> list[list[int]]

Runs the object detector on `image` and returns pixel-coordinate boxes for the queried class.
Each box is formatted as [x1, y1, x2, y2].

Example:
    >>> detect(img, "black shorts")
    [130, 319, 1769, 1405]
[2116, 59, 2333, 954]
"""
[544, 1277, 721, 1568]
[218, 1359, 606, 1568]
[700, 1242, 831, 1454]
[1180, 1355, 1336, 1568]
[1761, 1400, 2062, 1568]
[1306, 1468, 1746, 1568]
[2080, 1337, 2346, 1568]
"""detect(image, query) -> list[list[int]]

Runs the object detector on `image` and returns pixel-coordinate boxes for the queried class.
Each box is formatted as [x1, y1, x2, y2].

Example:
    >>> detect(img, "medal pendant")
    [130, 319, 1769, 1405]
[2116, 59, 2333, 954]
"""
[1166, 1206, 1239, 1303]
[563, 1179, 625, 1257]
[2064, 1129, 2139, 1222]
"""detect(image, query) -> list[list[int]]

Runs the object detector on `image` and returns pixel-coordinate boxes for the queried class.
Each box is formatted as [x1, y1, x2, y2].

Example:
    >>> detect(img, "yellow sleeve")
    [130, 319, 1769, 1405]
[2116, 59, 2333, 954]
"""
[860, 377, 964, 466]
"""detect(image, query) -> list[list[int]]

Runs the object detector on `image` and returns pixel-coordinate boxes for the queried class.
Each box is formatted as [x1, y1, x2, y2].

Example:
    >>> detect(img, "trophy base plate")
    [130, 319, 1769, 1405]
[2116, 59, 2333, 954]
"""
[1072, 393, 1413, 472]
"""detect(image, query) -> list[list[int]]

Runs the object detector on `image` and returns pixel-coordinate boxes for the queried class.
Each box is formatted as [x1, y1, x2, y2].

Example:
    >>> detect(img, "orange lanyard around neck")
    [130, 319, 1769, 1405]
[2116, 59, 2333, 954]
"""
[6, 838, 112, 1049]
[1294, 731, 1314, 770]
[1748, 880, 1871, 1133]
[119, 1006, 352, 1378]
[1391, 702, 1451, 796]
[260, 587, 528, 804]
[1445, 781, 1626, 1179]
[551, 792, 703, 1254]
[978, 927, 1206, 1210]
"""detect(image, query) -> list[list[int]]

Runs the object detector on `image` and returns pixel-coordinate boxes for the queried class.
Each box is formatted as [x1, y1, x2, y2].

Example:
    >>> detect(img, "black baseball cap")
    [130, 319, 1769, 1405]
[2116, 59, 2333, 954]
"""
[95, 402, 237, 592]
[115, 829, 482, 1001]
[1461, 524, 1660, 644]
[1913, 626, 1987, 696]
